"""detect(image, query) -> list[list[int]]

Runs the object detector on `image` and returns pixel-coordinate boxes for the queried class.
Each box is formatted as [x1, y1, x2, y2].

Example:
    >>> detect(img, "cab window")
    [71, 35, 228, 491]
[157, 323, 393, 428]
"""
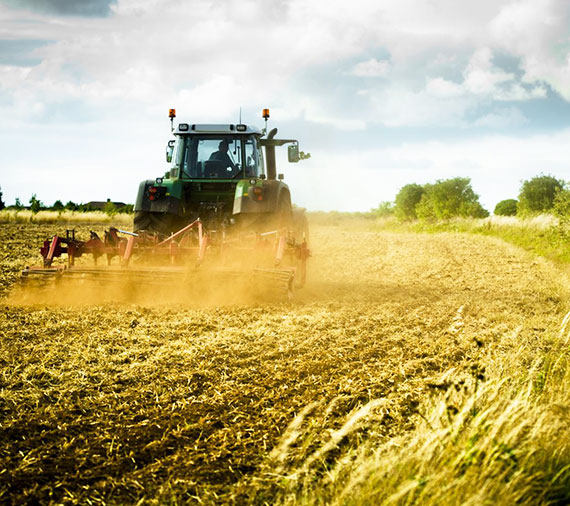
[171, 135, 262, 179]
[244, 137, 260, 177]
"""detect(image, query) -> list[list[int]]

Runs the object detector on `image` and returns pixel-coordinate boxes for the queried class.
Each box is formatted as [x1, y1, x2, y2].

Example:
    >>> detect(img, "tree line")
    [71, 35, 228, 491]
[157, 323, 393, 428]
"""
[372, 175, 570, 221]
[1, 175, 567, 220]
[0, 189, 133, 215]
[494, 174, 569, 218]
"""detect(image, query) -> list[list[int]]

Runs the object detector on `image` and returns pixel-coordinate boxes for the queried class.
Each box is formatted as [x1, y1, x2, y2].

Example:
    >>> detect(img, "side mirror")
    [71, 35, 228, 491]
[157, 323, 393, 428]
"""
[166, 140, 175, 163]
[288, 144, 300, 163]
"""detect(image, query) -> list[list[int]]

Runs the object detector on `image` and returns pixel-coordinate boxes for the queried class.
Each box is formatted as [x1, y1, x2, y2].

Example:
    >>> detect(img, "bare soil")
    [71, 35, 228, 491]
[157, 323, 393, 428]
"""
[0, 222, 564, 504]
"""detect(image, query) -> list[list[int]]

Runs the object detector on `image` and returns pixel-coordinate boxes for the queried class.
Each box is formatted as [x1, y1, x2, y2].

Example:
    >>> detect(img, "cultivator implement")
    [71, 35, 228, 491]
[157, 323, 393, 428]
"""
[20, 220, 310, 301]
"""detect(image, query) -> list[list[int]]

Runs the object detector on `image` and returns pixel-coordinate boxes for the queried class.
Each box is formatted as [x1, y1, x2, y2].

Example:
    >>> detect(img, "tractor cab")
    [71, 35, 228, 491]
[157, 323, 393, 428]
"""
[167, 124, 264, 181]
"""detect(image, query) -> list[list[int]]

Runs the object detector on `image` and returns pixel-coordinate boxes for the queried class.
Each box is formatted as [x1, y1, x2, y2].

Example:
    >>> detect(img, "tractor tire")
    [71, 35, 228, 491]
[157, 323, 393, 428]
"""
[275, 193, 293, 231]
[292, 208, 310, 246]
[134, 211, 179, 236]
[292, 208, 309, 288]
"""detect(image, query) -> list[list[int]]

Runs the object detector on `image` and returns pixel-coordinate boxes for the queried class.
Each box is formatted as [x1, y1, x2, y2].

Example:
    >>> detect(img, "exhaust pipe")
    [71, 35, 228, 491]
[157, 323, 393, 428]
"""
[265, 127, 278, 180]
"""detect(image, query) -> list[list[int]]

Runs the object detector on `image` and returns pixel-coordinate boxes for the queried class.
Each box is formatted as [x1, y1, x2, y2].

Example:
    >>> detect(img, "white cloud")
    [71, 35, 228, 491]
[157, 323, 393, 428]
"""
[489, 0, 570, 99]
[0, 0, 565, 129]
[425, 77, 464, 98]
[416, 46, 549, 126]
[472, 107, 528, 128]
[462, 47, 548, 101]
[365, 86, 471, 127]
[0, 64, 32, 89]
[463, 47, 514, 95]
[1, 0, 570, 212]
[425, 47, 548, 104]
[349, 58, 390, 77]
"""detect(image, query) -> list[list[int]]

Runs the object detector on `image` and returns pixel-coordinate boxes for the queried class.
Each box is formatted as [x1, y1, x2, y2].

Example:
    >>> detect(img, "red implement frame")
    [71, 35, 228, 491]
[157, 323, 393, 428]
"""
[24, 220, 310, 292]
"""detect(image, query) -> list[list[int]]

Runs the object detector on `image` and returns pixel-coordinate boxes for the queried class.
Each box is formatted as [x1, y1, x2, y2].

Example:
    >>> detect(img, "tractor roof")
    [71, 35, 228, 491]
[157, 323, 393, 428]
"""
[174, 123, 263, 135]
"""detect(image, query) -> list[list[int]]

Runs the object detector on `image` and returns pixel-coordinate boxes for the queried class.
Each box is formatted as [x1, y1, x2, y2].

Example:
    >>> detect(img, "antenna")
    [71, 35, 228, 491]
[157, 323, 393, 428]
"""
[239, 107, 242, 124]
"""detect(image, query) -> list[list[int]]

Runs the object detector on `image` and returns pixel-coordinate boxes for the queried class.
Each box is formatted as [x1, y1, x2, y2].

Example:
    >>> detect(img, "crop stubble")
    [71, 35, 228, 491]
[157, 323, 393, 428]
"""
[0, 222, 565, 504]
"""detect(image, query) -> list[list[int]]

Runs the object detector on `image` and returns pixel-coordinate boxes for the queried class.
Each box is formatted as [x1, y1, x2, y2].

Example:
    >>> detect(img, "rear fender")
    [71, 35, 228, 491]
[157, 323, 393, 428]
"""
[232, 180, 289, 215]
[134, 179, 182, 215]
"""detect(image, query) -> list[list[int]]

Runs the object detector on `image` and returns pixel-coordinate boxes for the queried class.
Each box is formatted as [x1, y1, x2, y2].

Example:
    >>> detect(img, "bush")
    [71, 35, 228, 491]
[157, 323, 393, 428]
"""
[371, 201, 394, 218]
[517, 174, 565, 215]
[494, 199, 518, 216]
[77, 203, 97, 212]
[394, 184, 425, 221]
[416, 178, 489, 221]
[103, 201, 117, 216]
[52, 200, 64, 211]
[0, 187, 4, 211]
[29, 194, 43, 214]
[553, 189, 570, 222]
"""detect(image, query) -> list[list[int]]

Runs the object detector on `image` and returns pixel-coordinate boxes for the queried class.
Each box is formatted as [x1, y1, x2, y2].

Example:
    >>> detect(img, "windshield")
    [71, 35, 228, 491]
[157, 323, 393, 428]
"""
[171, 135, 261, 179]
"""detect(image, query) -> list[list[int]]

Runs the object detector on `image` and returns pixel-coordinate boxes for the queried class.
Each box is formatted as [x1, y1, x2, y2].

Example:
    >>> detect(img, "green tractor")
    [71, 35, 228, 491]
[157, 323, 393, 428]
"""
[19, 109, 311, 300]
[133, 108, 310, 242]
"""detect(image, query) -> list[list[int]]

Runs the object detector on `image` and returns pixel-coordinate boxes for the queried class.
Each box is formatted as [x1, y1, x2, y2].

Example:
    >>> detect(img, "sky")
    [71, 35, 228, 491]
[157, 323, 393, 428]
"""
[1, 0, 570, 212]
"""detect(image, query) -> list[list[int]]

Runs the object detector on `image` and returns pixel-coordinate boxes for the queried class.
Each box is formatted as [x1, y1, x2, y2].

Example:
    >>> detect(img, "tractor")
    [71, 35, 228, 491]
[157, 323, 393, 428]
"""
[20, 109, 312, 299]
[133, 108, 310, 242]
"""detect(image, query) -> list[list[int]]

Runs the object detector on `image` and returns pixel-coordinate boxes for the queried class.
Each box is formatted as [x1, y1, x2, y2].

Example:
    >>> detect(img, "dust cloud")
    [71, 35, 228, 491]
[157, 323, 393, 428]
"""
[9, 266, 291, 307]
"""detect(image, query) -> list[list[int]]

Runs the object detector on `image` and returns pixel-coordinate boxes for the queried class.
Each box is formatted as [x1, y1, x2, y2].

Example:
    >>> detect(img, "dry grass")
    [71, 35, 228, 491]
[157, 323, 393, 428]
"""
[0, 209, 132, 225]
[306, 212, 559, 231]
[436, 213, 559, 231]
[1, 219, 569, 504]
[482, 213, 559, 229]
[267, 319, 570, 506]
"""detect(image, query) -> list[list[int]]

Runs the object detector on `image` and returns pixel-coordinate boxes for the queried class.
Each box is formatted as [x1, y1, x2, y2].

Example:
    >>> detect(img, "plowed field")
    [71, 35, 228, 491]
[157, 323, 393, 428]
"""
[0, 221, 566, 504]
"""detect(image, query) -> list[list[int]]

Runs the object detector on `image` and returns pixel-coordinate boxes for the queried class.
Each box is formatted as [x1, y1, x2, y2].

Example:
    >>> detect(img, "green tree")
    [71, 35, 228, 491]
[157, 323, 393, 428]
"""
[494, 199, 518, 216]
[103, 201, 117, 216]
[78, 203, 96, 212]
[52, 200, 64, 211]
[553, 189, 570, 222]
[65, 201, 78, 211]
[394, 183, 425, 221]
[14, 197, 22, 209]
[517, 174, 565, 215]
[371, 201, 394, 218]
[29, 194, 43, 214]
[416, 177, 489, 221]
[118, 204, 134, 214]
[0, 186, 5, 211]
[415, 186, 435, 221]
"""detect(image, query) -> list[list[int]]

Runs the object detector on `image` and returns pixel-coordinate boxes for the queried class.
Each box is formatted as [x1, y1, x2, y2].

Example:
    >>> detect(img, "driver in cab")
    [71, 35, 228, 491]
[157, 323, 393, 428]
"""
[209, 140, 237, 173]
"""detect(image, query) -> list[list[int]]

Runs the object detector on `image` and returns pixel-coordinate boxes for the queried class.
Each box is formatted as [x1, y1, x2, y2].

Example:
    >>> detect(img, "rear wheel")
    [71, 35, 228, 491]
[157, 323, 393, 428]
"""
[291, 208, 309, 288]
[134, 211, 180, 236]
[275, 193, 293, 231]
[292, 208, 310, 246]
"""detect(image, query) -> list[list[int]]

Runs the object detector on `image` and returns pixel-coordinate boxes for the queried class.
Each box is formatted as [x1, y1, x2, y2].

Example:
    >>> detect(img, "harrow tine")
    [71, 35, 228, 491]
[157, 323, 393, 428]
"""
[122, 235, 136, 267]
